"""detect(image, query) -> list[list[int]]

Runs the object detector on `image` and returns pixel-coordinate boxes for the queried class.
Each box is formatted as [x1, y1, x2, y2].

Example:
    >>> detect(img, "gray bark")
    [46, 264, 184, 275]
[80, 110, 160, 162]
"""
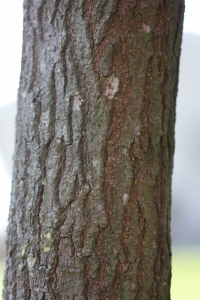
[4, 0, 184, 299]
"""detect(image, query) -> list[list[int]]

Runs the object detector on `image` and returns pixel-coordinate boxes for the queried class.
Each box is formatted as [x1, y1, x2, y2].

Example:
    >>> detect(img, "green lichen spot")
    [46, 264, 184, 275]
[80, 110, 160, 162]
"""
[44, 232, 52, 252]
[18, 263, 23, 272]
[21, 243, 29, 257]
[44, 245, 51, 252]
[44, 232, 52, 240]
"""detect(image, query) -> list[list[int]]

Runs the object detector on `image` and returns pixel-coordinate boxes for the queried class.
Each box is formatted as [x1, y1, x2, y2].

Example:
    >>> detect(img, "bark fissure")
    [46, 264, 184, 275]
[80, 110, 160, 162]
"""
[37, 0, 48, 41]
[50, 0, 62, 26]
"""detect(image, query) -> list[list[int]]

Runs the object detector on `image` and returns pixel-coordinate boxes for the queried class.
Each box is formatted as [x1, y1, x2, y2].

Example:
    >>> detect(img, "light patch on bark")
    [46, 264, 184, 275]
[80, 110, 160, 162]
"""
[18, 264, 23, 273]
[104, 75, 119, 99]
[142, 23, 150, 33]
[132, 283, 136, 290]
[44, 232, 52, 240]
[44, 232, 52, 253]
[21, 243, 29, 257]
[122, 147, 128, 156]
[40, 110, 50, 129]
[123, 193, 129, 205]
[73, 92, 83, 111]
[27, 254, 36, 270]
[92, 158, 98, 167]
[21, 91, 27, 98]
[133, 121, 142, 136]
[39, 61, 46, 75]
[44, 245, 51, 253]
[97, 204, 104, 212]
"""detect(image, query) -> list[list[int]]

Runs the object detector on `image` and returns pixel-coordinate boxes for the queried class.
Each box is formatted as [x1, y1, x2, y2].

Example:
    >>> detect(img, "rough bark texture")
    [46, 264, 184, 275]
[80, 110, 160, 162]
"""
[4, 1, 184, 299]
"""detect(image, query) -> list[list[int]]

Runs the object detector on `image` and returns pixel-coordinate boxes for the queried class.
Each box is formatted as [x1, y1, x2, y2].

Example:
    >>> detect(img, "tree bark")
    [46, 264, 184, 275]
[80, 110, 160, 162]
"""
[4, 1, 184, 299]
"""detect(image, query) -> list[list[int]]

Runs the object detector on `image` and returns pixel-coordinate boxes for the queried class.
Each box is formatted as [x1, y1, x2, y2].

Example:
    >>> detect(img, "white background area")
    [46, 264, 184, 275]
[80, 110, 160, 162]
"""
[0, 0, 200, 243]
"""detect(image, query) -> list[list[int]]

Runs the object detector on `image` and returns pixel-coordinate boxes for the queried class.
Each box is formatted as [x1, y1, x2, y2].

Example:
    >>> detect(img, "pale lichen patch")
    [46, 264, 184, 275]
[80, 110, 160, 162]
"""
[44, 232, 52, 240]
[27, 254, 36, 270]
[73, 95, 81, 111]
[92, 158, 98, 167]
[21, 243, 29, 257]
[122, 147, 128, 157]
[44, 232, 52, 252]
[18, 264, 23, 272]
[123, 193, 129, 205]
[44, 245, 51, 252]
[73, 92, 84, 111]
[142, 24, 150, 33]
[97, 204, 104, 212]
[104, 75, 119, 99]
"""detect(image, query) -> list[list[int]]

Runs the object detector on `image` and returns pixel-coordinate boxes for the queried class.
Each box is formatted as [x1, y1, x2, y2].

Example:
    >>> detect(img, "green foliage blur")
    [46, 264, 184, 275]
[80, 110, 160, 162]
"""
[171, 247, 200, 300]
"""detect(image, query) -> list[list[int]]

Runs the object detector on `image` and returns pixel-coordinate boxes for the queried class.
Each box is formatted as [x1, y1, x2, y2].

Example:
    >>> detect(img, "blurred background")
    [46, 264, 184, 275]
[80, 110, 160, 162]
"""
[0, 1, 199, 299]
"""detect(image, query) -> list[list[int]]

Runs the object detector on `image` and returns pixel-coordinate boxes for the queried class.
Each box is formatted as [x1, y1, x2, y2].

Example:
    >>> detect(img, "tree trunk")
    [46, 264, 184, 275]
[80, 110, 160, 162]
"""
[4, 1, 184, 299]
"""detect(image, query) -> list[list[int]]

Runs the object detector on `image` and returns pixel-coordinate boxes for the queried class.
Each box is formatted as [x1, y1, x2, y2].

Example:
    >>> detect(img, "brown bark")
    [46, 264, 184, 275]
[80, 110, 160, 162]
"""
[4, 1, 184, 299]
